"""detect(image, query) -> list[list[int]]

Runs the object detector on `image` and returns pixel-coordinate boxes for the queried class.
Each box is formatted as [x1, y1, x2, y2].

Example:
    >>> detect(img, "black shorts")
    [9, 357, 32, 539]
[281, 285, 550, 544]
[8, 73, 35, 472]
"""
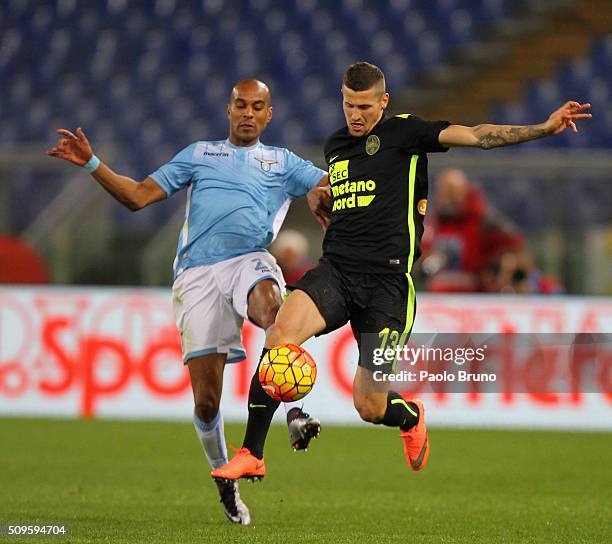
[288, 258, 416, 372]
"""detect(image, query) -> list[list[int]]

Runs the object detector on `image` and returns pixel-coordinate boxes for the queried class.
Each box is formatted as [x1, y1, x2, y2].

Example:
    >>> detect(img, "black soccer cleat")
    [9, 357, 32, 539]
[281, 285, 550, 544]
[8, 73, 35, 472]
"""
[288, 412, 321, 451]
[215, 479, 251, 525]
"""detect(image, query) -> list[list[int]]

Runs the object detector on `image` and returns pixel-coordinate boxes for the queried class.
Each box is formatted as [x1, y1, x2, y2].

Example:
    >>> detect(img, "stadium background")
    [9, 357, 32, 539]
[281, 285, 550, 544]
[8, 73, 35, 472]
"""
[0, 0, 610, 292]
[0, 1, 610, 542]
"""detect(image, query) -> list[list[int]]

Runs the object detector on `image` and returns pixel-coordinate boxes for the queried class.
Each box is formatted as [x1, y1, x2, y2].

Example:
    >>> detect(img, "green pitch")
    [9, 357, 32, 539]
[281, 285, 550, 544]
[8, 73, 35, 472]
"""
[0, 418, 609, 543]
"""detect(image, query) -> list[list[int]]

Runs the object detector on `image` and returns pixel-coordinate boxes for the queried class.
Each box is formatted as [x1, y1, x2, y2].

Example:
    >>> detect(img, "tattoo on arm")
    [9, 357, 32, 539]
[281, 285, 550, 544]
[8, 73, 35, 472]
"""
[473, 124, 548, 150]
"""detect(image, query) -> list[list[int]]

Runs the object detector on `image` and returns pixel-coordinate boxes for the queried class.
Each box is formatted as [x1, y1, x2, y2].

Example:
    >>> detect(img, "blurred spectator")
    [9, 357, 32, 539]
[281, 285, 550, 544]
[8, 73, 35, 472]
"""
[495, 251, 563, 294]
[269, 229, 314, 284]
[420, 169, 524, 292]
[0, 236, 49, 283]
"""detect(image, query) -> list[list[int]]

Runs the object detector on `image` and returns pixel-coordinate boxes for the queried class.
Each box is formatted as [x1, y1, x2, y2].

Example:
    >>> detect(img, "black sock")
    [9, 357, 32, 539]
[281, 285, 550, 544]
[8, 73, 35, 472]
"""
[242, 348, 281, 459]
[380, 391, 419, 431]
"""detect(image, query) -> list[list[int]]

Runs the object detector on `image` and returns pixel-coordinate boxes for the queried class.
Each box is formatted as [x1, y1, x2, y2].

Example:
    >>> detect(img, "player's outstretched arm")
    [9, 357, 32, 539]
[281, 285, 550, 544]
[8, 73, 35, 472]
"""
[307, 175, 332, 230]
[438, 101, 592, 149]
[46, 127, 166, 211]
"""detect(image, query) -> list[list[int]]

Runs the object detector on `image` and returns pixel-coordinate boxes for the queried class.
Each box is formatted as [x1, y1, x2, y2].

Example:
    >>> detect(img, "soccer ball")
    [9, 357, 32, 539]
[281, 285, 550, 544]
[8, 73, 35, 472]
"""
[258, 344, 317, 402]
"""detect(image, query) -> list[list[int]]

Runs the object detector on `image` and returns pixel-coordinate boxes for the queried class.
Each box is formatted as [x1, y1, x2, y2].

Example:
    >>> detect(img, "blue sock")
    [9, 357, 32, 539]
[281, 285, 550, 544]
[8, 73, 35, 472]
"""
[193, 410, 228, 469]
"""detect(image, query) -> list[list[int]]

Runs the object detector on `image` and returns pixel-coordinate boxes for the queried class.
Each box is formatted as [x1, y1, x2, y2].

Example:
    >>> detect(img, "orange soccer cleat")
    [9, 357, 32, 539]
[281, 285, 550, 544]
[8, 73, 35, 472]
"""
[211, 448, 266, 482]
[399, 399, 430, 471]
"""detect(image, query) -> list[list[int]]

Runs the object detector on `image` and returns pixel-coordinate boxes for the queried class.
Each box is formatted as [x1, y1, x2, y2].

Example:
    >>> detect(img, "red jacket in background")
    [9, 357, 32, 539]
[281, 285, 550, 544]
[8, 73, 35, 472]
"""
[421, 186, 523, 292]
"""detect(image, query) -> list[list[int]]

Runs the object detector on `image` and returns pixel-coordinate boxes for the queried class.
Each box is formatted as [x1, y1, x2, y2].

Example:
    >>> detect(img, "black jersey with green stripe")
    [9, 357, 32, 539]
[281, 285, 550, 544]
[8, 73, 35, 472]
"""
[322, 113, 450, 274]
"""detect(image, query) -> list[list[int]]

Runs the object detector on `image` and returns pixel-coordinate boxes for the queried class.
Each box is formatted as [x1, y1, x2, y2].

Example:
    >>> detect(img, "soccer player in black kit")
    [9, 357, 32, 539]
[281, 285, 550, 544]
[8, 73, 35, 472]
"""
[212, 62, 591, 482]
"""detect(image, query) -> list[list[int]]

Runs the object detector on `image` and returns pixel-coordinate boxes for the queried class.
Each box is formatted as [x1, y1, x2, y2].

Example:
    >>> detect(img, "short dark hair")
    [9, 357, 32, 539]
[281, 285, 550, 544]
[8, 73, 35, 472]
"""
[342, 62, 385, 92]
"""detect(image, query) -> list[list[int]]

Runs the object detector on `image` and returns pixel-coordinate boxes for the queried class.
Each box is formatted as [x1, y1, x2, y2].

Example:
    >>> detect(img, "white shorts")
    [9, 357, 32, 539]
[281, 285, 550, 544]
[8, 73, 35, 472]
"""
[172, 251, 285, 364]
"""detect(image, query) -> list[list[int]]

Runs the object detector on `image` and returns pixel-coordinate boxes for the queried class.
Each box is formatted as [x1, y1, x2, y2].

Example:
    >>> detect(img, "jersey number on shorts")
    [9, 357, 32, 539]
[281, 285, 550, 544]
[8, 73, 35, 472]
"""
[378, 327, 409, 372]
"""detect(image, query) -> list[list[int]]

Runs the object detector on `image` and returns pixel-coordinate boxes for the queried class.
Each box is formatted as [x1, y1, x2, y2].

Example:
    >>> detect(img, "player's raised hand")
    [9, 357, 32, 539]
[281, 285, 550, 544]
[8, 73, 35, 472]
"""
[543, 101, 592, 135]
[46, 127, 94, 166]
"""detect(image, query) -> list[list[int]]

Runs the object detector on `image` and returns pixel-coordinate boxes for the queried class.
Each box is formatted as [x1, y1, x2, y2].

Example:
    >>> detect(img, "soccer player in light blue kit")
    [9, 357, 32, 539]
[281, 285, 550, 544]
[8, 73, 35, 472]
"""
[47, 79, 330, 525]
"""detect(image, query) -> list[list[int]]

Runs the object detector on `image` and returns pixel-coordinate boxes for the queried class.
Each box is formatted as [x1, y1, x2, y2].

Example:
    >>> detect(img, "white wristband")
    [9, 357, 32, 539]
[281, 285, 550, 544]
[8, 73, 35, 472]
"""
[83, 155, 100, 173]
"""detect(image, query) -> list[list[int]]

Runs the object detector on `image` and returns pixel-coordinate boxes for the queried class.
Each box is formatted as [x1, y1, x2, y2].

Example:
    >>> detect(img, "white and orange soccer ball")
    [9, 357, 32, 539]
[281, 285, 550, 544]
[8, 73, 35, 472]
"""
[258, 344, 317, 402]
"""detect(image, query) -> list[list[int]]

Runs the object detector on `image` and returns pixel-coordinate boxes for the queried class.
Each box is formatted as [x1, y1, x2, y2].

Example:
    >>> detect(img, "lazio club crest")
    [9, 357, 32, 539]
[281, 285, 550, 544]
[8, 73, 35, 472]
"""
[255, 158, 277, 171]
[365, 135, 380, 155]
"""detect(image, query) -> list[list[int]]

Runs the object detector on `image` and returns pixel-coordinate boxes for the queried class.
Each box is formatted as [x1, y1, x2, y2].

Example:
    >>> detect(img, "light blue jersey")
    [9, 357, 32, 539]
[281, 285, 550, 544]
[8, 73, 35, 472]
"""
[149, 139, 325, 278]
